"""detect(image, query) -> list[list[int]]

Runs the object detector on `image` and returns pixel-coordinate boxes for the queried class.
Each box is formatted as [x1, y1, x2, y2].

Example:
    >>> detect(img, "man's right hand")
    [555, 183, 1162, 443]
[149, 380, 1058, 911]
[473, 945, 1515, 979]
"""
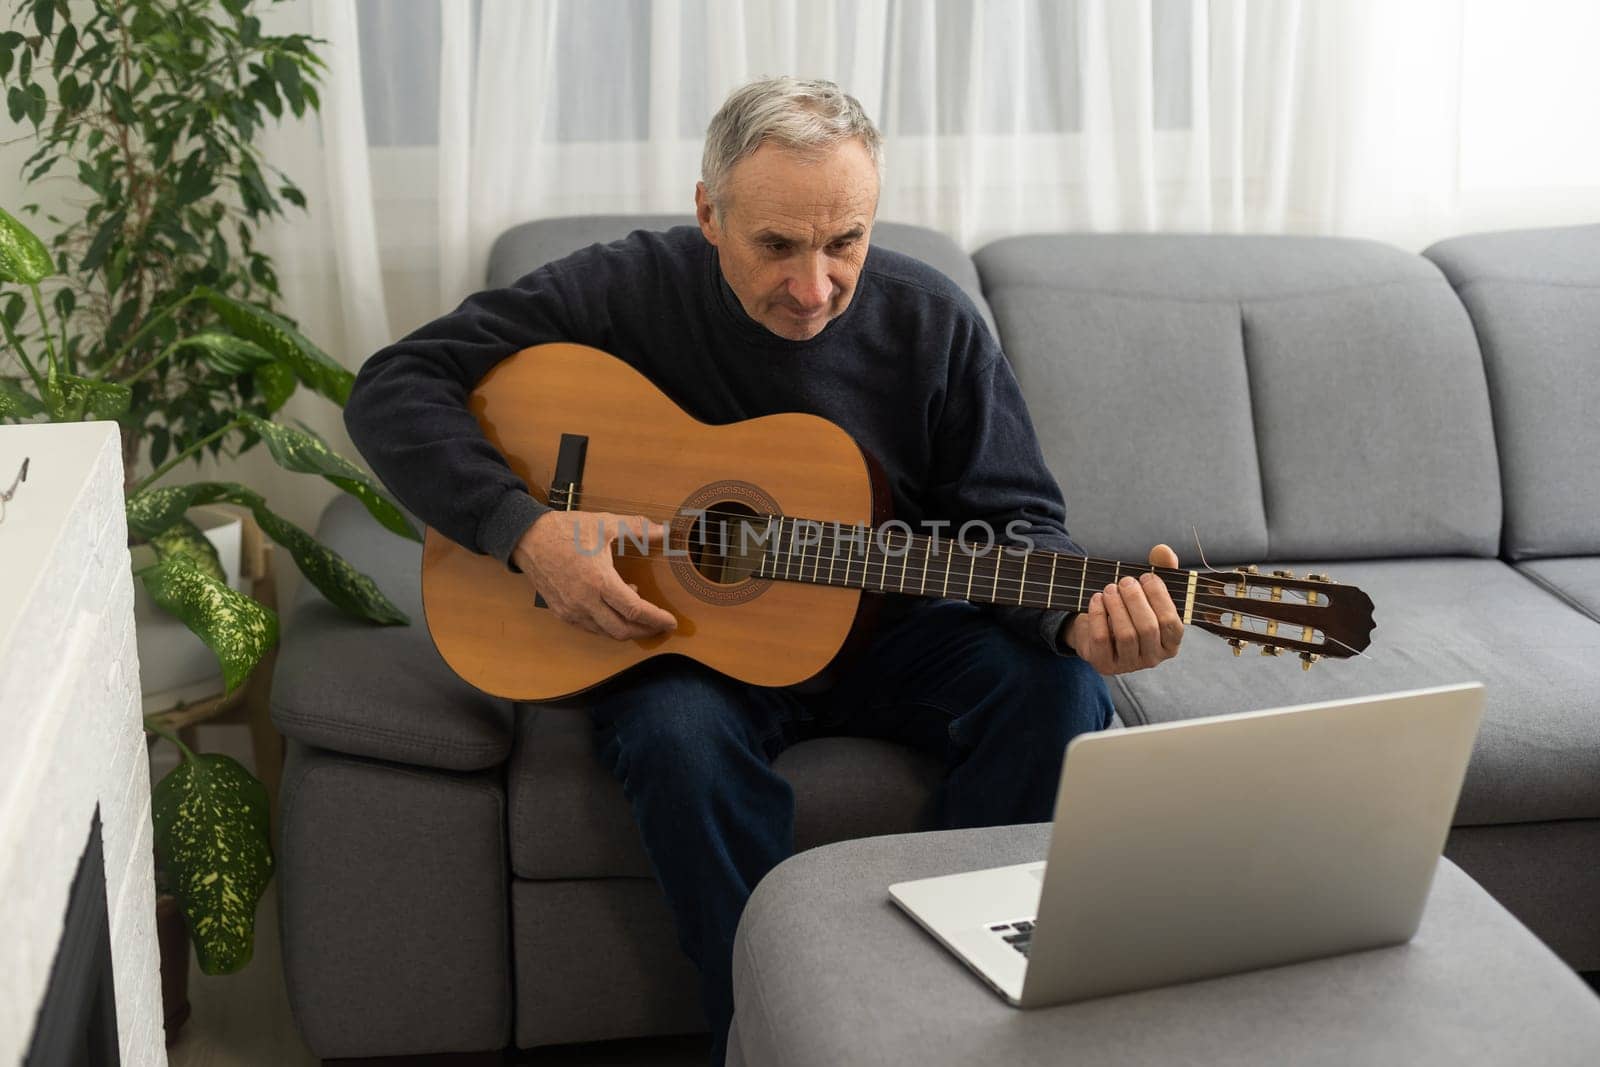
[511, 510, 678, 640]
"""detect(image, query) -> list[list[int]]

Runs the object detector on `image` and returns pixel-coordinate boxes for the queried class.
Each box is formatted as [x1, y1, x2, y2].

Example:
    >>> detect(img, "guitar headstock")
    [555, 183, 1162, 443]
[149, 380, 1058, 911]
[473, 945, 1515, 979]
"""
[1189, 567, 1375, 668]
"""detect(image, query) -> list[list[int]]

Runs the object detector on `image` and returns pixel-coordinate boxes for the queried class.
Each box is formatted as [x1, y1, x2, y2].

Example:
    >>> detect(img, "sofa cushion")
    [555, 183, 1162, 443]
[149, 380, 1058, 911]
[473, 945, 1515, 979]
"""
[271, 494, 515, 771]
[1112, 558, 1600, 826]
[487, 215, 996, 333]
[508, 704, 942, 880]
[1424, 225, 1600, 559]
[974, 235, 1501, 564]
[1517, 558, 1600, 625]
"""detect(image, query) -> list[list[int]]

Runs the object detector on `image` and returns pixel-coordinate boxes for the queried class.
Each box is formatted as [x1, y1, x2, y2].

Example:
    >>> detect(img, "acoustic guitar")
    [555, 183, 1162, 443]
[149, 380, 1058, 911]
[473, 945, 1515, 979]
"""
[422, 343, 1376, 701]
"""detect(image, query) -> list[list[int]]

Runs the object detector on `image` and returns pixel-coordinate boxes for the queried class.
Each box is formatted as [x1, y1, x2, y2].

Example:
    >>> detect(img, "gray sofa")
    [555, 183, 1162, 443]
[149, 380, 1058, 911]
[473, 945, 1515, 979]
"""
[272, 217, 1600, 1060]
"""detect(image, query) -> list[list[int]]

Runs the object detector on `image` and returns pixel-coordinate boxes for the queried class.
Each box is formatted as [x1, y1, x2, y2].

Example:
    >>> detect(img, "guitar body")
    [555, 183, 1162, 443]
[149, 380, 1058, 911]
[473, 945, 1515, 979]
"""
[422, 343, 882, 700]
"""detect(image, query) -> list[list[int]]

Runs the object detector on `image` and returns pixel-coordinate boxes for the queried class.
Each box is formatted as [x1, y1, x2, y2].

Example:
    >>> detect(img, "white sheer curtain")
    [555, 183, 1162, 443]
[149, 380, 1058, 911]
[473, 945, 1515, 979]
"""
[249, 0, 1600, 360]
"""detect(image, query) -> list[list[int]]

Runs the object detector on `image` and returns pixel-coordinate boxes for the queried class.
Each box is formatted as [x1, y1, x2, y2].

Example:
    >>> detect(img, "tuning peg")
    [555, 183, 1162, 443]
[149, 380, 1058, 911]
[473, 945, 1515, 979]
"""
[1271, 569, 1295, 579]
[1300, 652, 1322, 670]
[1242, 564, 1260, 575]
[1260, 644, 1282, 657]
[1307, 572, 1330, 583]
[1228, 639, 1245, 656]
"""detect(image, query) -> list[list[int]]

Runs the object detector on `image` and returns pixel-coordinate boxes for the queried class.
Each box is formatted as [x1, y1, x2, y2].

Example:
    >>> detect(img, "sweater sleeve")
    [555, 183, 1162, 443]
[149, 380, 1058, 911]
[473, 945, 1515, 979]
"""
[344, 257, 605, 565]
[928, 319, 1087, 656]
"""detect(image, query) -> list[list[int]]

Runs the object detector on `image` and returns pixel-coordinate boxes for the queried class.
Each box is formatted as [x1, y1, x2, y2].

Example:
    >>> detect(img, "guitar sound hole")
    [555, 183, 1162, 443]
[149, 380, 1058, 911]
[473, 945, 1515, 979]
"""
[685, 502, 768, 585]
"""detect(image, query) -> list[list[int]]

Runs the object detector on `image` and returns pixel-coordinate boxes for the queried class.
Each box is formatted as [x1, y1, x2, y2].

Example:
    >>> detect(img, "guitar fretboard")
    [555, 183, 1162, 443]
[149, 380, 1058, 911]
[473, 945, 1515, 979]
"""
[748, 516, 1198, 619]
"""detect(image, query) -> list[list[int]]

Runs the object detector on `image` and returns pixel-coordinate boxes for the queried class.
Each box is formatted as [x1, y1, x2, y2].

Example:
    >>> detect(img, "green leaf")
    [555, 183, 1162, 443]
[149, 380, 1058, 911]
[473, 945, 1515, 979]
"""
[51, 22, 75, 73]
[80, 209, 123, 273]
[199, 288, 352, 404]
[139, 554, 277, 694]
[43, 367, 132, 421]
[251, 504, 410, 624]
[175, 332, 277, 376]
[0, 378, 45, 418]
[126, 482, 410, 625]
[33, 0, 53, 37]
[0, 204, 56, 284]
[150, 752, 274, 976]
[240, 414, 419, 541]
[150, 516, 228, 584]
[252, 362, 295, 413]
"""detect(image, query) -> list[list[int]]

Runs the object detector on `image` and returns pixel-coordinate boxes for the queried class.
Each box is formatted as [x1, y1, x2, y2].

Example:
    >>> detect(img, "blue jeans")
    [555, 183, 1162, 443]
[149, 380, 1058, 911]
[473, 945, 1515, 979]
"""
[587, 600, 1114, 1063]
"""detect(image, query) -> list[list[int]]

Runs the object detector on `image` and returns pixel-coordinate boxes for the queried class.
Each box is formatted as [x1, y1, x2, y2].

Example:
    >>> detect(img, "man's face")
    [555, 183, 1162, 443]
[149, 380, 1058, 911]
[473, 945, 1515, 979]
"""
[696, 138, 879, 342]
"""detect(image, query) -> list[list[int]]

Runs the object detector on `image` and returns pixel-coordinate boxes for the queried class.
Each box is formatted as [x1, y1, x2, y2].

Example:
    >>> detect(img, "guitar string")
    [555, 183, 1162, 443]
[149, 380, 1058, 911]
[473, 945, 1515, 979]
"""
[547, 489, 1331, 608]
[538, 495, 1357, 655]
[540, 490, 1301, 601]
[612, 522, 1342, 646]
[602, 547, 1360, 656]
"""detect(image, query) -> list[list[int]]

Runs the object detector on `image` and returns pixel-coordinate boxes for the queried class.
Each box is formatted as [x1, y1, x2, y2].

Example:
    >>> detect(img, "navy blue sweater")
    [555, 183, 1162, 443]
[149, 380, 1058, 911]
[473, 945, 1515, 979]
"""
[344, 226, 1083, 653]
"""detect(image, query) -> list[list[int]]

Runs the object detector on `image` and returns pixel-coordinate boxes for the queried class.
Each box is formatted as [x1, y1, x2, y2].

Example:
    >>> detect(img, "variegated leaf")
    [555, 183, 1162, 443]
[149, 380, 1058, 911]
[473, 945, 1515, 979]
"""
[241, 414, 419, 541]
[151, 753, 273, 976]
[0, 204, 54, 284]
[0, 378, 44, 418]
[251, 505, 410, 624]
[174, 331, 278, 376]
[253, 362, 296, 413]
[126, 482, 238, 541]
[42, 367, 131, 420]
[138, 555, 278, 693]
[150, 516, 227, 584]
[200, 288, 353, 404]
[126, 481, 410, 626]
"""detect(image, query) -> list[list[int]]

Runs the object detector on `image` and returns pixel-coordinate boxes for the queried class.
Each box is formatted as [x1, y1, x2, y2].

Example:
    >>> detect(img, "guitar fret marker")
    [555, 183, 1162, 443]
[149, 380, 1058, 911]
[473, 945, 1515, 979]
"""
[918, 535, 931, 595]
[1077, 557, 1088, 611]
[942, 543, 954, 596]
[1017, 553, 1028, 605]
[1047, 554, 1057, 609]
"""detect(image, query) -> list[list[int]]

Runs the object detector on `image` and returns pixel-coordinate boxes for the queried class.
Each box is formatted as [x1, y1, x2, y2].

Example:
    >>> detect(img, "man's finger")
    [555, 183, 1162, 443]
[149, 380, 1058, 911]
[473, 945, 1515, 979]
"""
[1120, 576, 1164, 663]
[600, 570, 677, 635]
[1148, 543, 1180, 569]
[1085, 593, 1114, 673]
[586, 602, 634, 641]
[1140, 571, 1183, 658]
[1101, 584, 1139, 670]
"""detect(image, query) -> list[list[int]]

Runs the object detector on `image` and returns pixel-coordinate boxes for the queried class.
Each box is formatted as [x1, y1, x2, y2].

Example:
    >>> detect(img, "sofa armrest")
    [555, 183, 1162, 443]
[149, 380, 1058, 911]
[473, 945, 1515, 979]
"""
[270, 494, 514, 771]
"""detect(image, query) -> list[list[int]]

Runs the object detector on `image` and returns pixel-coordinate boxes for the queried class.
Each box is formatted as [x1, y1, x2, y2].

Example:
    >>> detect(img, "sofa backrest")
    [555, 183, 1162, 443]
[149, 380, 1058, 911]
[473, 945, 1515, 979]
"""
[974, 234, 1503, 565]
[486, 215, 995, 333]
[1424, 225, 1600, 560]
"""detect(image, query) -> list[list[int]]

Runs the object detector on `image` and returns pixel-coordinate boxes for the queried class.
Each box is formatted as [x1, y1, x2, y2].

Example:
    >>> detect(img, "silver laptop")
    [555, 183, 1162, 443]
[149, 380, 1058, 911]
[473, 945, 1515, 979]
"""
[889, 683, 1485, 1008]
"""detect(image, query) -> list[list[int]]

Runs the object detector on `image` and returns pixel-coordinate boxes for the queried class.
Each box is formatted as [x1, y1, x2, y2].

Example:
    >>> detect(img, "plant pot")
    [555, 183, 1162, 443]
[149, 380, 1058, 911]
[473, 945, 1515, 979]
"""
[132, 505, 245, 713]
[156, 892, 191, 1045]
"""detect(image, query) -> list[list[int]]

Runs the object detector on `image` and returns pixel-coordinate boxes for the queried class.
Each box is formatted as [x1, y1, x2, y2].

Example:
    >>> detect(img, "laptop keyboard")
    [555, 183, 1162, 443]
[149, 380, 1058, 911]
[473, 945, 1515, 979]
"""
[988, 919, 1035, 958]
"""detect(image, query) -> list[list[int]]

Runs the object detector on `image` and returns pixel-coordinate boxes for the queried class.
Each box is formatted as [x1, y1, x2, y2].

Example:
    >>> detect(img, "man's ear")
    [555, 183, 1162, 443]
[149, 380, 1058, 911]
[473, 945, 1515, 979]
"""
[695, 182, 720, 246]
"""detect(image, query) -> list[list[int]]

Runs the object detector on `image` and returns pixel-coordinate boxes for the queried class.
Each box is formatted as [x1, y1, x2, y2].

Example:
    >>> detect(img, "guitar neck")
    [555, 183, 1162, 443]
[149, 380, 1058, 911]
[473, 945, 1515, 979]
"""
[751, 516, 1197, 619]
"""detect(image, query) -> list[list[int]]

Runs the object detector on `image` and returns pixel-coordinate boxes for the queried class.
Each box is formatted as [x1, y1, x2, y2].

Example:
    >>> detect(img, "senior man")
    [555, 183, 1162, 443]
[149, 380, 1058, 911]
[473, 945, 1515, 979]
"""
[345, 76, 1184, 1062]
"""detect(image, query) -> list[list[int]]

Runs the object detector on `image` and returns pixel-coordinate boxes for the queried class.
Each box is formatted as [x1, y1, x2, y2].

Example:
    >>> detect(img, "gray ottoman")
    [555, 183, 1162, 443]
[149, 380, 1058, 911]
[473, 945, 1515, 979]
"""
[729, 826, 1600, 1066]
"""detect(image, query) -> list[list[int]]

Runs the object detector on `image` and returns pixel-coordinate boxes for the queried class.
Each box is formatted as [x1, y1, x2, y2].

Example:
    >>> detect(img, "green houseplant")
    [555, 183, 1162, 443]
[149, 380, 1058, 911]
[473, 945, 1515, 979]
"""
[1, 0, 416, 975]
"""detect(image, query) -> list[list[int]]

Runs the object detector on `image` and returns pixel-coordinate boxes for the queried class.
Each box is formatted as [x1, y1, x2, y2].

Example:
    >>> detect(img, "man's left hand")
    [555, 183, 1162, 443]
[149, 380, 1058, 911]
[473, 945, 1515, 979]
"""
[1063, 544, 1184, 675]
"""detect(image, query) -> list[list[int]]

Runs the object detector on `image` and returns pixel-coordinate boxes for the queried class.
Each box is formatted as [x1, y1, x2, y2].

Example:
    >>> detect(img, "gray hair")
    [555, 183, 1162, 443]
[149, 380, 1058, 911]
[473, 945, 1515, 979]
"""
[701, 76, 883, 209]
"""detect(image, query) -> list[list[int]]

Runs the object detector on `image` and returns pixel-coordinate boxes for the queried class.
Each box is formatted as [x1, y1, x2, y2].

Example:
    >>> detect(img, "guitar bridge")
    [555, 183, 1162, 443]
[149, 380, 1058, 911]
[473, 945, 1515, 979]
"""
[534, 433, 589, 609]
